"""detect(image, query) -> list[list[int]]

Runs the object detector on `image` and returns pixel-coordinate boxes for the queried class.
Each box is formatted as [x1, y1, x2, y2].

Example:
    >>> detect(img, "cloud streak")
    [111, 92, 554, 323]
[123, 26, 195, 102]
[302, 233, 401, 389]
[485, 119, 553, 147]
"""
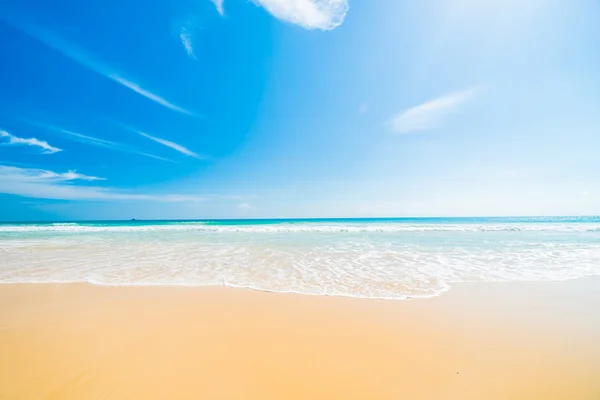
[25, 121, 173, 162]
[5, 17, 194, 115]
[117, 124, 210, 160]
[0, 165, 104, 183]
[109, 76, 193, 115]
[212, 0, 225, 15]
[0, 165, 205, 202]
[137, 131, 205, 159]
[0, 130, 61, 154]
[37, 170, 105, 182]
[387, 86, 484, 134]
[179, 27, 196, 59]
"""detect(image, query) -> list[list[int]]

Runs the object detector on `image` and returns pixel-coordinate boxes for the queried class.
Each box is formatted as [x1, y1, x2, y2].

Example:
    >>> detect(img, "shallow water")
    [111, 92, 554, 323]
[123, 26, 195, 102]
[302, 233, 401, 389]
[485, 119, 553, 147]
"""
[2, 217, 600, 299]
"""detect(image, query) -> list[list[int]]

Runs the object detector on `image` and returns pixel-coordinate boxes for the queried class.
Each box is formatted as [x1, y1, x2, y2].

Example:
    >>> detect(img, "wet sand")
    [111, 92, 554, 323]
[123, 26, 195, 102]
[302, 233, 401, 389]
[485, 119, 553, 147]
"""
[1, 278, 600, 399]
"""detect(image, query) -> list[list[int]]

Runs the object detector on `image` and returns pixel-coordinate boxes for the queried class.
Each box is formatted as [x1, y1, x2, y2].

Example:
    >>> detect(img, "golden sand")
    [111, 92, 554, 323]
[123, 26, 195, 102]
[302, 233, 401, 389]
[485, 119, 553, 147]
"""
[1, 280, 600, 399]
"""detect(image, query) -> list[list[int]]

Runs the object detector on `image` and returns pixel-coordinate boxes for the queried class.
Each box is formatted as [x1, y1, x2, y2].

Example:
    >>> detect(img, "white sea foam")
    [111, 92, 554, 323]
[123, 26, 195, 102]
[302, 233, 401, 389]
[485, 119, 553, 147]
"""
[2, 222, 600, 233]
[2, 221, 600, 300]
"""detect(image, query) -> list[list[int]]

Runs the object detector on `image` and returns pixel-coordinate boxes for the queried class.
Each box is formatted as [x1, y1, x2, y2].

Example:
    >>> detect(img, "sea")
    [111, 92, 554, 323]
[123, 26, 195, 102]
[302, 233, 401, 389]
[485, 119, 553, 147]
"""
[1, 217, 600, 300]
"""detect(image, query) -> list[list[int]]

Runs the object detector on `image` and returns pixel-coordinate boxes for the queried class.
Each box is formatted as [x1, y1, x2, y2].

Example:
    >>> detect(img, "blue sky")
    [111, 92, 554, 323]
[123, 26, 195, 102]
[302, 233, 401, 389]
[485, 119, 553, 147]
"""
[1, 0, 600, 220]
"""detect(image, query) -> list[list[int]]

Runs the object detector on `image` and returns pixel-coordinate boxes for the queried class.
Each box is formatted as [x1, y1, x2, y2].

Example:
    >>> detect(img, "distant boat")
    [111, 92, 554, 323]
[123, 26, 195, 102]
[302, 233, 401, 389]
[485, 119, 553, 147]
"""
[130, 218, 137, 221]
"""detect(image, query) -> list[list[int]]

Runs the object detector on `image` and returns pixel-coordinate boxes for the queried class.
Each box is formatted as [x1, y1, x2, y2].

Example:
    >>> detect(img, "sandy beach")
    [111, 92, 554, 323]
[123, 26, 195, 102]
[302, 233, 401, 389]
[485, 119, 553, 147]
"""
[1, 279, 600, 399]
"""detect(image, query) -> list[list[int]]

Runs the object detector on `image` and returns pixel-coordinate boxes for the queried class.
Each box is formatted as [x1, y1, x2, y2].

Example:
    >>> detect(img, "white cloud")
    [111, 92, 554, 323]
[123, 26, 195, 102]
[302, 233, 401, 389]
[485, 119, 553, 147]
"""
[252, 0, 348, 30]
[116, 125, 210, 160]
[138, 131, 206, 159]
[211, 0, 347, 30]
[202, 0, 347, 55]
[109, 76, 193, 115]
[112, 122, 209, 159]
[58, 129, 116, 146]
[37, 170, 105, 181]
[0, 165, 205, 202]
[25, 121, 173, 162]
[0, 165, 103, 183]
[0, 130, 61, 154]
[212, 0, 225, 15]
[178, 0, 223, 59]
[180, 28, 196, 59]
[387, 86, 484, 133]
[6, 17, 194, 115]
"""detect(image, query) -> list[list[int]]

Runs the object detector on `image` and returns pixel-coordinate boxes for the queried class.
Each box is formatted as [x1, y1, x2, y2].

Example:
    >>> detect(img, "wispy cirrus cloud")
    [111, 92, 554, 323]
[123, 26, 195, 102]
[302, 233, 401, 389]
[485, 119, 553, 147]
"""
[0, 165, 205, 202]
[137, 131, 206, 159]
[117, 124, 210, 160]
[0, 130, 61, 154]
[0, 165, 103, 183]
[212, 0, 225, 15]
[108, 76, 194, 115]
[179, 26, 196, 59]
[24, 121, 173, 162]
[177, 1, 222, 59]
[37, 170, 105, 181]
[387, 86, 485, 134]
[4, 17, 194, 116]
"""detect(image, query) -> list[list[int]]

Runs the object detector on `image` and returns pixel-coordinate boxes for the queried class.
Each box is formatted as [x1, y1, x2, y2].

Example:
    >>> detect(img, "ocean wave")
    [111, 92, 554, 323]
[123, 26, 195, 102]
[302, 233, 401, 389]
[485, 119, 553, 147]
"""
[2, 222, 600, 233]
[3, 219, 600, 300]
[2, 235, 600, 300]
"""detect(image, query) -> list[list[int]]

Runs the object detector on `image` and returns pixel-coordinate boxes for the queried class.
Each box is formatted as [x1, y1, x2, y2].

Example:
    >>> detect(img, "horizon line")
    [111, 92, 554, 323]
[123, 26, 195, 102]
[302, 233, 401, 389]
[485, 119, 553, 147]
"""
[1, 215, 599, 224]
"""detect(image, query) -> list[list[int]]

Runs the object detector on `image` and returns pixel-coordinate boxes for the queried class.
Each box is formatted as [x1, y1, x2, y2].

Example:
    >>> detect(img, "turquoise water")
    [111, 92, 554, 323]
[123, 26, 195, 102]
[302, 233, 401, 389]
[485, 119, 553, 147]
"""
[2, 217, 600, 299]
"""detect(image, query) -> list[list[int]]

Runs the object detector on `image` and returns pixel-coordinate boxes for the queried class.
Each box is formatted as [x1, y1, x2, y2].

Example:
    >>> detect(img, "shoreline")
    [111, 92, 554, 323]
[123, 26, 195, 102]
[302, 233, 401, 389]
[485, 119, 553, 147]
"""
[2, 278, 600, 399]
[3, 273, 600, 301]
